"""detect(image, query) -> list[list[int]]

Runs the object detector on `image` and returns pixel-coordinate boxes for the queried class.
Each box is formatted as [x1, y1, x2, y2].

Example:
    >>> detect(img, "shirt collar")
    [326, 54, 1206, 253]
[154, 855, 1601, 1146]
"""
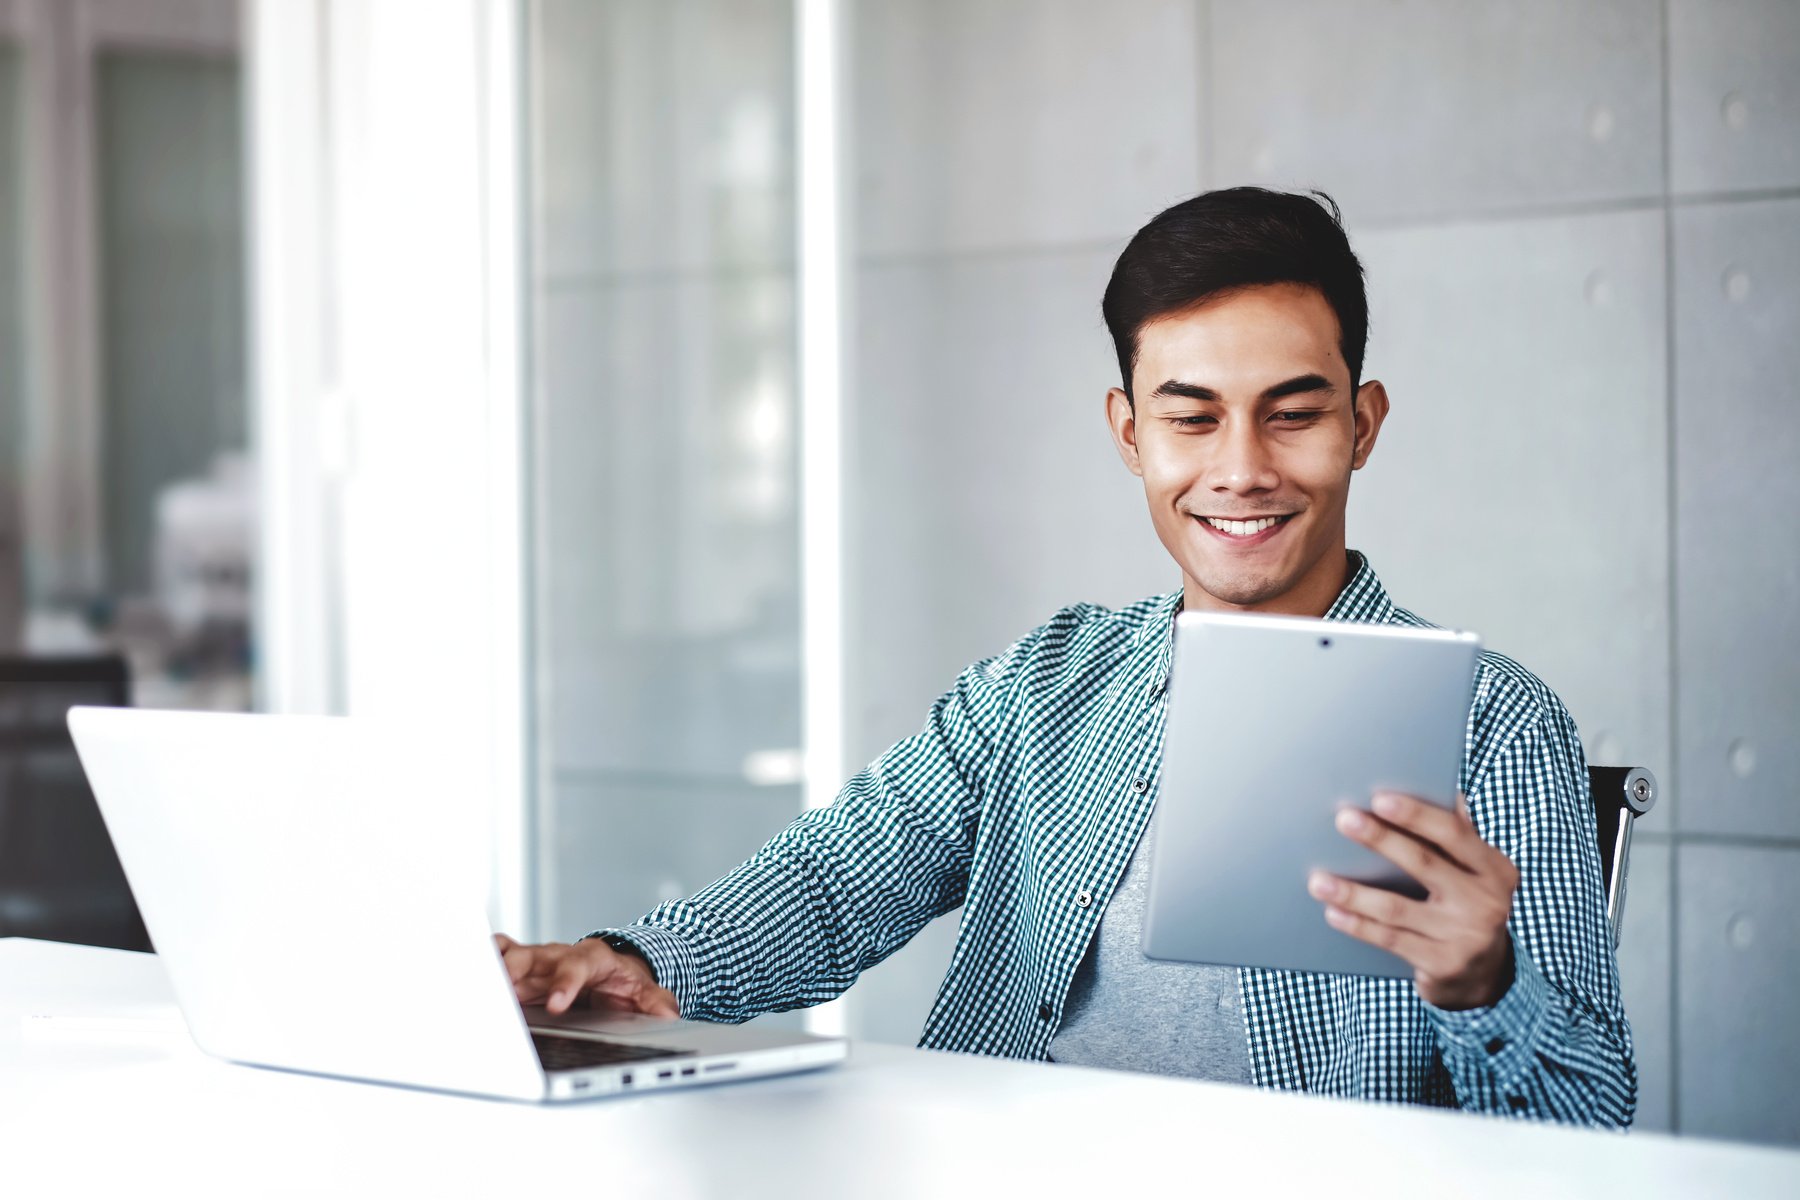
[1142, 551, 1392, 699]
[1323, 551, 1394, 624]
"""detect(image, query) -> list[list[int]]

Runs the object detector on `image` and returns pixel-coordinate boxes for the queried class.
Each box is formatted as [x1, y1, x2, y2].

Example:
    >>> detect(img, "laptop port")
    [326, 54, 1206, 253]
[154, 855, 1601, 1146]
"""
[621, 1073, 633, 1086]
[679, 1066, 697, 1077]
[656, 1069, 674, 1080]
[572, 1079, 590, 1091]
[703, 1062, 736, 1074]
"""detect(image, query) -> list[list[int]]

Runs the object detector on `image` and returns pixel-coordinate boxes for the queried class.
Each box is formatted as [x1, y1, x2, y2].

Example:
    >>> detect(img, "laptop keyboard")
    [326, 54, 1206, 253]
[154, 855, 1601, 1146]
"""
[530, 1031, 692, 1072]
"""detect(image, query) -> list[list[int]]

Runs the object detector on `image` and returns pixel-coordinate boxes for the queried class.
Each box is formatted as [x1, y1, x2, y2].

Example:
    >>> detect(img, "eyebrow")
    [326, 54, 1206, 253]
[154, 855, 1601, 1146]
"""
[1148, 373, 1336, 403]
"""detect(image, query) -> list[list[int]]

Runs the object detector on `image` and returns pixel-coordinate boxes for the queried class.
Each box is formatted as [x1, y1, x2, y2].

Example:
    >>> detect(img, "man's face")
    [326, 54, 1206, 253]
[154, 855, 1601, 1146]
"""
[1105, 283, 1388, 616]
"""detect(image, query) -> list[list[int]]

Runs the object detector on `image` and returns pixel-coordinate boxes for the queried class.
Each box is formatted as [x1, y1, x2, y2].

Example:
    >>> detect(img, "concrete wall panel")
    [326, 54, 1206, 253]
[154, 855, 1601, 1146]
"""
[1616, 837, 1672, 1132]
[854, 0, 1202, 258]
[1210, 0, 1664, 223]
[846, 251, 1174, 769]
[1350, 210, 1670, 781]
[1673, 199, 1800, 838]
[1677, 842, 1800, 1145]
[1669, 0, 1800, 193]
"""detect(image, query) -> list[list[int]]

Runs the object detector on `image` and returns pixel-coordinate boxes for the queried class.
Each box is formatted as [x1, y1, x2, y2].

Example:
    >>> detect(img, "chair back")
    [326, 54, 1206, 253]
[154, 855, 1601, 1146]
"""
[1587, 764, 1657, 948]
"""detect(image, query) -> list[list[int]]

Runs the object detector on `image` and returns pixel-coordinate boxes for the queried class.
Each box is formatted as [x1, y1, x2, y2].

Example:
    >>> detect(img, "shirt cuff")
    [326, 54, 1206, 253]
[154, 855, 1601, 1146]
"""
[582, 925, 701, 1017]
[1422, 936, 1554, 1089]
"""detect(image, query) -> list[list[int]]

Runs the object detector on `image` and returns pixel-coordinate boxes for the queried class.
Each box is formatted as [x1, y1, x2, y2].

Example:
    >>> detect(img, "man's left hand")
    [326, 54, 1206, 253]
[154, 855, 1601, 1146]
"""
[1306, 791, 1519, 1010]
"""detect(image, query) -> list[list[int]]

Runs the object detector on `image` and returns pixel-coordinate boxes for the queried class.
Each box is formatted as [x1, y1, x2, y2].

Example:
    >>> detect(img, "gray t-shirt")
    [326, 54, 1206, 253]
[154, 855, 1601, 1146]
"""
[1048, 807, 1253, 1083]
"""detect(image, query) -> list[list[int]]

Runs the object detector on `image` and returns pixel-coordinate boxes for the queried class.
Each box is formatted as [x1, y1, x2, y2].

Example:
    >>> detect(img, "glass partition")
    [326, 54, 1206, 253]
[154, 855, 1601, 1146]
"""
[522, 0, 804, 991]
[0, 42, 24, 644]
[0, 5, 251, 710]
[94, 48, 249, 709]
[1, 3, 249, 951]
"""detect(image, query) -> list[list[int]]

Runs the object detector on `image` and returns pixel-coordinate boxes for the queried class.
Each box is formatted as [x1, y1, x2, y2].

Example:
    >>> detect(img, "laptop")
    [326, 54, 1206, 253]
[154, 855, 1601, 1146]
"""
[1141, 611, 1480, 978]
[65, 706, 846, 1103]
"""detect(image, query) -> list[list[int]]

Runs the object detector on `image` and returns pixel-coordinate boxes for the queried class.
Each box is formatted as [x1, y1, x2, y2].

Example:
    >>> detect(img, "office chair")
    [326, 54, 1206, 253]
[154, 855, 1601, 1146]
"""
[1587, 765, 1657, 948]
[0, 654, 152, 951]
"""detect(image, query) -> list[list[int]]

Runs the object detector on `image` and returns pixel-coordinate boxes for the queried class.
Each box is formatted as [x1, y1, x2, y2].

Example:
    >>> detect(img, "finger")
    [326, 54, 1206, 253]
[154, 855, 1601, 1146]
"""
[510, 944, 584, 990]
[1375, 788, 1490, 874]
[1322, 903, 1436, 967]
[493, 933, 518, 953]
[516, 972, 564, 1004]
[585, 981, 677, 1019]
[1335, 807, 1461, 892]
[580, 952, 677, 1018]
[1371, 792, 1487, 871]
[502, 945, 542, 985]
[508, 954, 560, 996]
[1308, 871, 1441, 938]
[545, 954, 594, 1015]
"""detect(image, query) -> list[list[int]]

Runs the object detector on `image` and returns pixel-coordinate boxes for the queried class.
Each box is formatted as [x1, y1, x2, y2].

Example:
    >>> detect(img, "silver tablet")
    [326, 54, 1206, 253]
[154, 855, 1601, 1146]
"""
[1142, 611, 1481, 978]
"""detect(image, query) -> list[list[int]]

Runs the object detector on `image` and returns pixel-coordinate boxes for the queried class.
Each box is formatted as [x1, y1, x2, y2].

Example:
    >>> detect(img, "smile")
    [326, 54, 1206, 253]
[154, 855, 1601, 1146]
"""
[1194, 514, 1295, 539]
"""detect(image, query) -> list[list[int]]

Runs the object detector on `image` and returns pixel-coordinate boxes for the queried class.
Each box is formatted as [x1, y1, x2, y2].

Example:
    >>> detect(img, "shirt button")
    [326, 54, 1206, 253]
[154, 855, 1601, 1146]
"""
[1132, 778, 1149, 794]
[1038, 1002, 1053, 1021]
[1485, 1037, 1506, 1055]
[1075, 890, 1092, 908]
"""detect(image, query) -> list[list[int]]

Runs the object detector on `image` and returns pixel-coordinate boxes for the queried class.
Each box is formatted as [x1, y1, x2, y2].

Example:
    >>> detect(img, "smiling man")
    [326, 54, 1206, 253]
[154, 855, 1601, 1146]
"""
[497, 188, 1635, 1126]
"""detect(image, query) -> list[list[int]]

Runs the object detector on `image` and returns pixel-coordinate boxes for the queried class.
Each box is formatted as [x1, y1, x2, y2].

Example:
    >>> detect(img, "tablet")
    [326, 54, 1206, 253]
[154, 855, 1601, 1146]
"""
[1141, 611, 1481, 978]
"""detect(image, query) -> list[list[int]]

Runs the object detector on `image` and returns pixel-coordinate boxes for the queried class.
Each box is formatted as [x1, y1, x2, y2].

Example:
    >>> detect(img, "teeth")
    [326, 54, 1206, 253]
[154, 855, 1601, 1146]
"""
[1203, 516, 1283, 537]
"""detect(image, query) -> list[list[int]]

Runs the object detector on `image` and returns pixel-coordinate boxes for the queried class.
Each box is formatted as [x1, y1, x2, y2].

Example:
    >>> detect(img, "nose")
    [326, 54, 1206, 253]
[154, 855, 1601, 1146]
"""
[1206, 420, 1280, 495]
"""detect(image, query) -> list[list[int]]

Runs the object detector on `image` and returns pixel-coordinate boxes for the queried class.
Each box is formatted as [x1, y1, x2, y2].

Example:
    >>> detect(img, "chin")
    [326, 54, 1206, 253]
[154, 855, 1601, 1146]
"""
[1190, 570, 1293, 609]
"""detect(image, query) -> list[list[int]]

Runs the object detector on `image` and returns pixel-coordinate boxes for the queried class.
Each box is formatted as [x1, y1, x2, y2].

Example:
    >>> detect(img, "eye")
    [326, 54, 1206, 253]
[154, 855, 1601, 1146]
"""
[1167, 414, 1216, 428]
[1270, 410, 1321, 425]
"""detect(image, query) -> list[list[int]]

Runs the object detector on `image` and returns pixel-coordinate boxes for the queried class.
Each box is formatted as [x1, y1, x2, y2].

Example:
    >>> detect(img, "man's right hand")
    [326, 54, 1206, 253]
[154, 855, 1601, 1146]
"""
[493, 933, 680, 1019]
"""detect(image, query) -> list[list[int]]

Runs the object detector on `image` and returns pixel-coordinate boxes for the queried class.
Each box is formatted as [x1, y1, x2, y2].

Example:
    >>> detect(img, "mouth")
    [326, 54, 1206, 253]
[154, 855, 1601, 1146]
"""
[1190, 513, 1296, 544]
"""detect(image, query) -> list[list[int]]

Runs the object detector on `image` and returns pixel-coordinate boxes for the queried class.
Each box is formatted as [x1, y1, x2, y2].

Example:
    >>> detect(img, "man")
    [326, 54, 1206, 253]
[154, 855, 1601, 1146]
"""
[497, 188, 1635, 1126]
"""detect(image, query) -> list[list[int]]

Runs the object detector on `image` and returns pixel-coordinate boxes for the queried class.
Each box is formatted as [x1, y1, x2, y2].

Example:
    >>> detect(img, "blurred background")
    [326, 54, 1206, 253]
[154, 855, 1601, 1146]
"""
[1, 0, 1796, 1146]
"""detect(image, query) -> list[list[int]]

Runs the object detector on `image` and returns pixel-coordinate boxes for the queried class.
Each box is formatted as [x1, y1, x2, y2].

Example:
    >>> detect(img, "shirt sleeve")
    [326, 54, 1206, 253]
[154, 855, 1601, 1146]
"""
[1425, 704, 1638, 1127]
[586, 621, 1048, 1023]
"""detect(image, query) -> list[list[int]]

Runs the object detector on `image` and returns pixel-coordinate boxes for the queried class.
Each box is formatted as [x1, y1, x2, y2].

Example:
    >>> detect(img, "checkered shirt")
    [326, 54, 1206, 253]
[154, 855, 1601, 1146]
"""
[598, 554, 1636, 1127]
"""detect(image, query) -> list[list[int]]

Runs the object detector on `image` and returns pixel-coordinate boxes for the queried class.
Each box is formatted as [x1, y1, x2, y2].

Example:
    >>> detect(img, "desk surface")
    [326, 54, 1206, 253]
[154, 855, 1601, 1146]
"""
[3, 938, 1797, 1199]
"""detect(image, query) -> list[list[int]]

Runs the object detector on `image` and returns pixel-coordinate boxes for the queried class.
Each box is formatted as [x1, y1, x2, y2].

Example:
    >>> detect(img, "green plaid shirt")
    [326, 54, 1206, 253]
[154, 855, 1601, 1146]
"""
[601, 554, 1635, 1127]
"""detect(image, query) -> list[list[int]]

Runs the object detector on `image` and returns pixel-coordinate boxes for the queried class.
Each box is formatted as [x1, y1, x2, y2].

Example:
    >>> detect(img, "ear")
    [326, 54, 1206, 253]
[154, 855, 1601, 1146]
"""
[1350, 379, 1389, 471]
[1106, 387, 1143, 477]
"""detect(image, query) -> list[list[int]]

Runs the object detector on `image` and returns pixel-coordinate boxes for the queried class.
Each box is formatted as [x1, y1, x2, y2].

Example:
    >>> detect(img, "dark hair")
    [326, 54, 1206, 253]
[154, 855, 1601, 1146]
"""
[1102, 187, 1368, 402]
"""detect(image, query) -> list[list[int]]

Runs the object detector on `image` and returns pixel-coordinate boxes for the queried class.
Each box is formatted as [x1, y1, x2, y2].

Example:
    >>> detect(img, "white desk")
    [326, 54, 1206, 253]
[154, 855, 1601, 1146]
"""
[3, 938, 1796, 1198]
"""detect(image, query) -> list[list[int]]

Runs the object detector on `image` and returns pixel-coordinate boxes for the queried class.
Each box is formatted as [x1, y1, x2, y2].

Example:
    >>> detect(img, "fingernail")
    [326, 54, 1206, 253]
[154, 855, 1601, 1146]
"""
[1373, 792, 1402, 817]
[1336, 808, 1367, 834]
[1308, 872, 1338, 900]
[1324, 905, 1349, 927]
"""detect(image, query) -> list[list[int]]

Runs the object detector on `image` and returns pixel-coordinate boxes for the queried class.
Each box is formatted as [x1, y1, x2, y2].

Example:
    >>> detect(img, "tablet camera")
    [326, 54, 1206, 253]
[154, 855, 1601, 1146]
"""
[1319, 637, 1331, 649]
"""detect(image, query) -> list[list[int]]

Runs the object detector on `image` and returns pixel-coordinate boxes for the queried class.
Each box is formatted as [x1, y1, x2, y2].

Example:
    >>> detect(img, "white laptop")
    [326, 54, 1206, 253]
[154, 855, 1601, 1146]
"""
[65, 706, 846, 1103]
